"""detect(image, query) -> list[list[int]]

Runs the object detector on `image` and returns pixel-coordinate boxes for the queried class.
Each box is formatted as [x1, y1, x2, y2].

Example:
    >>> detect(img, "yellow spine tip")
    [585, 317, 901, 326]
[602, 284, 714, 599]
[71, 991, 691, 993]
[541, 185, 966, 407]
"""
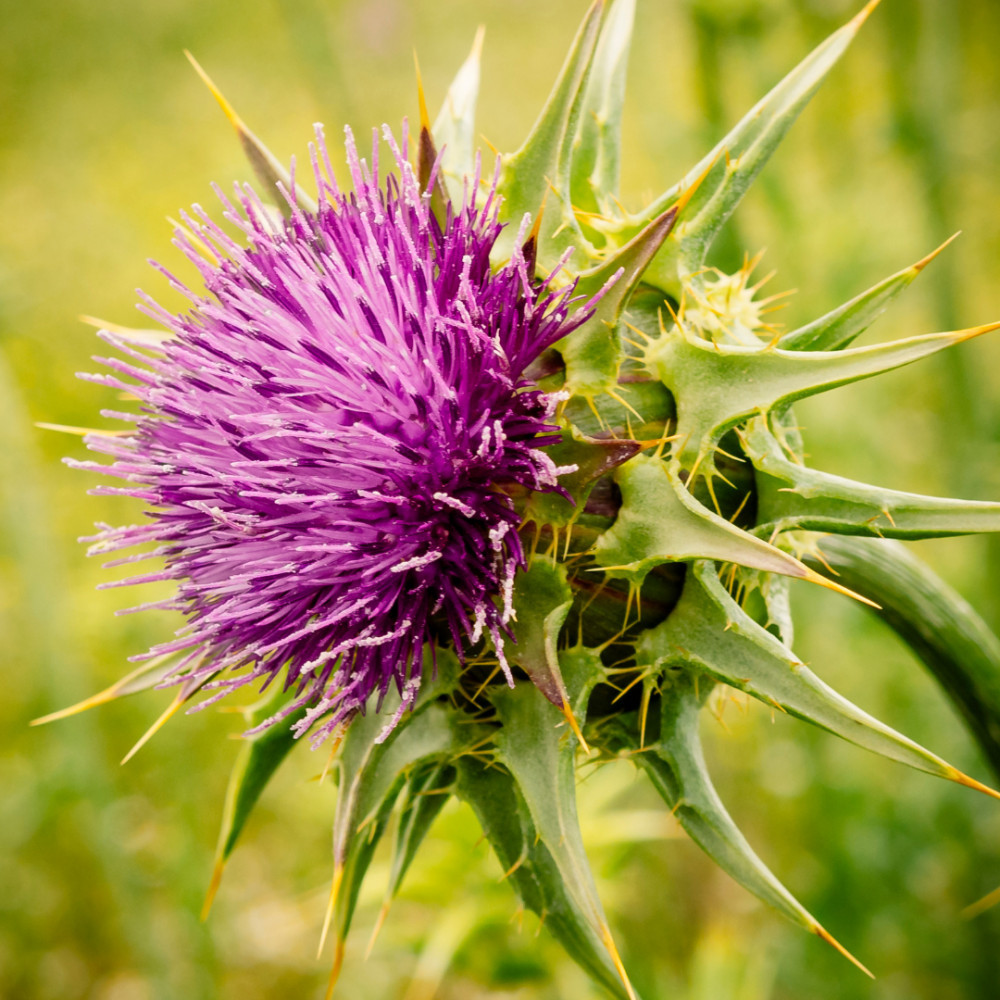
[801, 567, 880, 609]
[470, 24, 486, 59]
[413, 51, 431, 131]
[317, 864, 345, 958]
[560, 697, 591, 755]
[852, 0, 883, 29]
[962, 884, 1000, 920]
[600, 923, 638, 1000]
[364, 902, 391, 959]
[912, 232, 961, 273]
[956, 320, 1000, 343]
[200, 858, 226, 921]
[815, 925, 875, 979]
[185, 50, 243, 132]
[121, 693, 187, 765]
[323, 940, 346, 1000]
[949, 767, 1000, 802]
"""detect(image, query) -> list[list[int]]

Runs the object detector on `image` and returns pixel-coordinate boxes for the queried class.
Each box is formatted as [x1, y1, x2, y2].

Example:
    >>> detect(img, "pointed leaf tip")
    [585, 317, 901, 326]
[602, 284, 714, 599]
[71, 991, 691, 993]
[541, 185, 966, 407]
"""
[913, 232, 961, 273]
[413, 50, 431, 131]
[200, 858, 225, 921]
[956, 319, 1000, 343]
[949, 767, 1000, 802]
[185, 50, 242, 130]
[852, 0, 884, 29]
[815, 926, 875, 979]
[801, 565, 881, 609]
[185, 51, 316, 215]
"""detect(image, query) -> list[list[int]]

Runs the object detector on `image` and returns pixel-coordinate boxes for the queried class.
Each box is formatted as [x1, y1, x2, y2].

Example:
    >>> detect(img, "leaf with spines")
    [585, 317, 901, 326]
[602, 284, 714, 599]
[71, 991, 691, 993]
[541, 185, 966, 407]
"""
[494, 0, 605, 266]
[609, 675, 872, 977]
[492, 659, 637, 998]
[609, 1, 883, 291]
[646, 319, 1000, 470]
[455, 755, 633, 1000]
[806, 536, 1000, 781]
[570, 0, 635, 217]
[591, 453, 871, 606]
[744, 418, 1000, 539]
[637, 561, 1000, 799]
[432, 26, 485, 203]
[778, 236, 958, 352]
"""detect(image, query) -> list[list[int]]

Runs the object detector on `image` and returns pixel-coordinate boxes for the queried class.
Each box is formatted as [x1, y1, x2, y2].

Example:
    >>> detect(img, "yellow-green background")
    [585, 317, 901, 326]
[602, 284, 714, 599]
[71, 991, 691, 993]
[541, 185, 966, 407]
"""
[4, 0, 1000, 997]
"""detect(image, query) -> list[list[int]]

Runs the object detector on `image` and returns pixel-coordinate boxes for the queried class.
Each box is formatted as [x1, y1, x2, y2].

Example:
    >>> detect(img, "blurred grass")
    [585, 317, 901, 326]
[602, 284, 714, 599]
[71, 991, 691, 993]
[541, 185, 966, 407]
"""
[3, 0, 1000, 997]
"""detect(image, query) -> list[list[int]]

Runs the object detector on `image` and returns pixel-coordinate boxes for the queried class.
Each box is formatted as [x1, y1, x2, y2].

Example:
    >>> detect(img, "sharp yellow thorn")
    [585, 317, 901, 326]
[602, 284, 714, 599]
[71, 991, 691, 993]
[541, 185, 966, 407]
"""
[365, 901, 391, 959]
[201, 857, 226, 921]
[470, 24, 486, 60]
[607, 389, 644, 422]
[36, 422, 130, 438]
[121, 692, 187, 765]
[674, 150, 721, 218]
[167, 215, 221, 267]
[500, 852, 527, 882]
[638, 683, 651, 748]
[815, 925, 875, 979]
[621, 319, 653, 343]
[413, 51, 431, 131]
[79, 314, 164, 338]
[947, 767, 1000, 802]
[600, 923, 638, 1000]
[318, 864, 344, 958]
[527, 188, 548, 245]
[729, 491, 752, 524]
[954, 319, 1000, 343]
[479, 133, 500, 157]
[851, 0, 883, 29]
[962, 884, 1000, 920]
[323, 939, 346, 1000]
[185, 51, 244, 132]
[913, 232, 961, 273]
[320, 742, 340, 786]
[800, 566, 880, 609]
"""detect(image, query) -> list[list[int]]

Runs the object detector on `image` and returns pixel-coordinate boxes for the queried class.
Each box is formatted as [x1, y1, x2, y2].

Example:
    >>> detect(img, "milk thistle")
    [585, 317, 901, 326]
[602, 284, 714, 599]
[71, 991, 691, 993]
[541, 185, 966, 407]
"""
[45, 1, 1000, 996]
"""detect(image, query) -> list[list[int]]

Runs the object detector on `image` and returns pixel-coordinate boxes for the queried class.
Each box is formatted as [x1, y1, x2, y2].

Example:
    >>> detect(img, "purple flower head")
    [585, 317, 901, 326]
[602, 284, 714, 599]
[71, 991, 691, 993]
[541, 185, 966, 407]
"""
[77, 122, 598, 745]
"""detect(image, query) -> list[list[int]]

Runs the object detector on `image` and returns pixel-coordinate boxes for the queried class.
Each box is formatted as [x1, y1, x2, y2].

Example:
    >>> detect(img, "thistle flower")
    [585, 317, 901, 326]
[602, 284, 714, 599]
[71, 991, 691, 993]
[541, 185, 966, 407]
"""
[45, 1, 1000, 997]
[74, 123, 601, 747]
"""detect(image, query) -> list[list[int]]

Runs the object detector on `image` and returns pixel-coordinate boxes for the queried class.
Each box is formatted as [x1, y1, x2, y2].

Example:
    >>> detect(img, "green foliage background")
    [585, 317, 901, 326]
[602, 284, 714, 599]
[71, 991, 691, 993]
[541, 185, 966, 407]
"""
[3, 1, 1000, 997]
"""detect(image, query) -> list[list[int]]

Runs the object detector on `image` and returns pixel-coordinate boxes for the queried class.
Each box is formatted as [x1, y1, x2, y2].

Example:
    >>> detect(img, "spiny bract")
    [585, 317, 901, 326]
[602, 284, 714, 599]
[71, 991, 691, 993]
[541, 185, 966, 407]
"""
[50, 1, 1000, 996]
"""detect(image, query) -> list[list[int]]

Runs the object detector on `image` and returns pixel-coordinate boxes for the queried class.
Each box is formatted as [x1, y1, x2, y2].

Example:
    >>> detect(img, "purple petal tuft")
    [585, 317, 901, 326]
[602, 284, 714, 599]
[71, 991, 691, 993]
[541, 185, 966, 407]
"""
[80, 122, 597, 745]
